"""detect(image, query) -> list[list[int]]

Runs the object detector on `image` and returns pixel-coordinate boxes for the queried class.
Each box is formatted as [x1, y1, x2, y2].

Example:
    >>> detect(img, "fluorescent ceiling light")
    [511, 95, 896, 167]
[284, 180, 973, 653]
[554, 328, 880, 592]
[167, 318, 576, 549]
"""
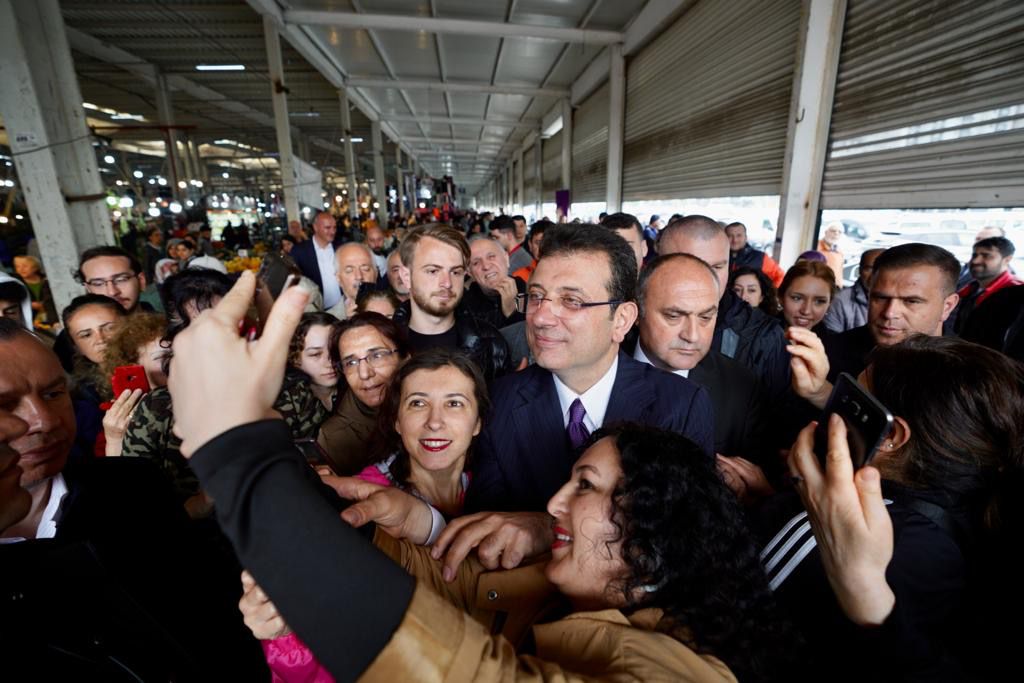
[196, 64, 246, 71]
[340, 137, 364, 143]
[111, 113, 144, 121]
[290, 111, 320, 118]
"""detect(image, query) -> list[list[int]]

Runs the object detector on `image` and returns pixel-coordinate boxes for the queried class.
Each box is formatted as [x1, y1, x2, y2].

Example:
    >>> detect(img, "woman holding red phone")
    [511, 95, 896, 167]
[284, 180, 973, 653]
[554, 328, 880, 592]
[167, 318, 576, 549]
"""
[99, 313, 168, 457]
[758, 332, 1024, 681]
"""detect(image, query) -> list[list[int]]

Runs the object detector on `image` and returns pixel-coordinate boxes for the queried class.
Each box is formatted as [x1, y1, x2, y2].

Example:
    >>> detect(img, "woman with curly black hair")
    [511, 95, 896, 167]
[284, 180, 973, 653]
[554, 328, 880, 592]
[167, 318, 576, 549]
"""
[233, 423, 795, 682]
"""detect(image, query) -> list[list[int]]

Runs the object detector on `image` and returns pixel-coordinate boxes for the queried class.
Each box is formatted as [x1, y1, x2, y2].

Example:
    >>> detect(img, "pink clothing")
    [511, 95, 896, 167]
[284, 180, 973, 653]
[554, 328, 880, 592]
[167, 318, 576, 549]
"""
[262, 459, 470, 682]
[262, 633, 334, 683]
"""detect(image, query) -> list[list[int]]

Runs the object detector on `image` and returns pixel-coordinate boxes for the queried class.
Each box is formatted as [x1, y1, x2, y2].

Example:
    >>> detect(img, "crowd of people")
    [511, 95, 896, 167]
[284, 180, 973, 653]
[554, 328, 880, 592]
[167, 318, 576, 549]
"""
[0, 207, 1022, 681]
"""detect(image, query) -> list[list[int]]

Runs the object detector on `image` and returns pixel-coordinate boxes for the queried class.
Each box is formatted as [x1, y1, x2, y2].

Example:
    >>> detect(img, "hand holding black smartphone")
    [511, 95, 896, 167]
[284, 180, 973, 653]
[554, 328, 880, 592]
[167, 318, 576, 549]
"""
[813, 373, 894, 469]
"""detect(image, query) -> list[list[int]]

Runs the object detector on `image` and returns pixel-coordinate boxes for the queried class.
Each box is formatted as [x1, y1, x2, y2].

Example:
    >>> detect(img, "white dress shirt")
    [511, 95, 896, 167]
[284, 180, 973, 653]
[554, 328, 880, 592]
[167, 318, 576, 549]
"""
[634, 342, 689, 378]
[0, 473, 68, 543]
[552, 356, 619, 432]
[314, 238, 342, 309]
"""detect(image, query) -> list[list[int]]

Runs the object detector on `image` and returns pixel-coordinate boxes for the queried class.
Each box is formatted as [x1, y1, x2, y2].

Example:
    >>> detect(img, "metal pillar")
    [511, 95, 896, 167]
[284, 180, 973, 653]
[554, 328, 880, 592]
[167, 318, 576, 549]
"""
[371, 120, 386, 211]
[153, 69, 185, 199]
[535, 129, 543, 219]
[395, 146, 405, 218]
[515, 149, 524, 215]
[606, 44, 625, 214]
[263, 15, 300, 223]
[777, 0, 848, 269]
[339, 87, 358, 219]
[0, 0, 111, 312]
[189, 138, 206, 183]
[561, 98, 572, 193]
[506, 161, 514, 213]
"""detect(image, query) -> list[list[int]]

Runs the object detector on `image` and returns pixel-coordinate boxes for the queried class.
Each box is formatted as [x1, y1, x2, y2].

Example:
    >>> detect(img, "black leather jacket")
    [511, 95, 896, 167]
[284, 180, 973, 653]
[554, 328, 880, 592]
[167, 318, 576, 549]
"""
[393, 301, 512, 382]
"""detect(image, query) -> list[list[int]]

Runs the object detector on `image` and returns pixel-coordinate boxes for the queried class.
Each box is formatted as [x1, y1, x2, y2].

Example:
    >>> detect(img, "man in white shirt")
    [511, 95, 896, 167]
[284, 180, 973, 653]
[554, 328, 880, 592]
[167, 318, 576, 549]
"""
[635, 253, 774, 489]
[431, 225, 713, 580]
[0, 318, 268, 676]
[292, 211, 342, 309]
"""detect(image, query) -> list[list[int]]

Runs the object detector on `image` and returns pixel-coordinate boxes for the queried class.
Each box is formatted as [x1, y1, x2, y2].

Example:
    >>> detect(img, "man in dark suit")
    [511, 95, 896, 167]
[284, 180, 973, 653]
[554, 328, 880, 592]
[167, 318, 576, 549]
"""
[290, 211, 344, 309]
[0, 320, 264, 679]
[433, 225, 714, 578]
[632, 254, 776, 496]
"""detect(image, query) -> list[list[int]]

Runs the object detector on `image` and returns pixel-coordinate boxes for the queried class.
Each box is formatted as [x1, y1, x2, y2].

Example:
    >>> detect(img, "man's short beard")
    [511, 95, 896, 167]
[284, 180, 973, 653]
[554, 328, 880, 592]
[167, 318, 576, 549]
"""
[411, 288, 458, 317]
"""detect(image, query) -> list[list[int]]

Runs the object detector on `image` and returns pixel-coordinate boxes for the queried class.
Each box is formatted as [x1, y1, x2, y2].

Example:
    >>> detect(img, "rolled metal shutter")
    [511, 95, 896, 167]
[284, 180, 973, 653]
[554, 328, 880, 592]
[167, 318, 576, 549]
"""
[543, 129, 562, 195]
[622, 0, 801, 201]
[523, 144, 537, 209]
[572, 81, 609, 203]
[821, 0, 1024, 209]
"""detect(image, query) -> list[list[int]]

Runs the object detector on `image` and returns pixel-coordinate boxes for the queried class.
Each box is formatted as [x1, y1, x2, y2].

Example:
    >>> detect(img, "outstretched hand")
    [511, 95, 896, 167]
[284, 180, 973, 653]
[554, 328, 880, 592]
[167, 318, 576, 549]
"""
[430, 511, 553, 582]
[786, 326, 833, 409]
[789, 414, 895, 626]
[321, 475, 434, 545]
[168, 270, 309, 458]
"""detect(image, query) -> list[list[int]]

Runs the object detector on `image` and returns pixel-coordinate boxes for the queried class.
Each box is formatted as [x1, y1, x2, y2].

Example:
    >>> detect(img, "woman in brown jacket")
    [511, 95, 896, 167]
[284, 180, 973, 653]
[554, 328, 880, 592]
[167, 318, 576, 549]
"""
[238, 426, 795, 682]
[169, 273, 796, 682]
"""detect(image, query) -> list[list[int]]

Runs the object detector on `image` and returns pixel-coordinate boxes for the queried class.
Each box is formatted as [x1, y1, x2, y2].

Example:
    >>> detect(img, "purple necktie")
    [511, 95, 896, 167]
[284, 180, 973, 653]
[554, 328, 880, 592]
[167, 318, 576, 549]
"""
[567, 398, 590, 450]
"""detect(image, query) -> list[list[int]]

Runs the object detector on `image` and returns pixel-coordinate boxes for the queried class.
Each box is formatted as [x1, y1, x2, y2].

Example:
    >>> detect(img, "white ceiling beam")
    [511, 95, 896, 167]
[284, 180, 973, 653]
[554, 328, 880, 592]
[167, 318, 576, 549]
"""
[346, 77, 568, 98]
[385, 115, 538, 128]
[65, 26, 345, 157]
[246, 0, 420, 167]
[284, 10, 623, 44]
[402, 137, 516, 147]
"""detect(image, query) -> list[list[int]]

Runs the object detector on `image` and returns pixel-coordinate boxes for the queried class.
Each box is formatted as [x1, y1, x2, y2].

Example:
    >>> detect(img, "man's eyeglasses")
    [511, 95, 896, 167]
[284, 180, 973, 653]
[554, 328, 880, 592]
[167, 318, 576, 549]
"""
[82, 272, 136, 289]
[523, 292, 622, 314]
[340, 348, 398, 372]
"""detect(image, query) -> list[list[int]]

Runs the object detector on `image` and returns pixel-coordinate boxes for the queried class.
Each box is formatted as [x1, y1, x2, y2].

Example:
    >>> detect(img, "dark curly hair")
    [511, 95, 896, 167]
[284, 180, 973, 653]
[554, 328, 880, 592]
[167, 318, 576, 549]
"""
[373, 348, 490, 489]
[594, 424, 797, 681]
[729, 266, 780, 315]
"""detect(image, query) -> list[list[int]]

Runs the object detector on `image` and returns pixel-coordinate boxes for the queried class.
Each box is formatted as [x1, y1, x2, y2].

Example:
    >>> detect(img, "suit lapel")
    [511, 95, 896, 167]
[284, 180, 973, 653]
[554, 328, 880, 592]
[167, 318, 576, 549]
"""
[605, 353, 657, 423]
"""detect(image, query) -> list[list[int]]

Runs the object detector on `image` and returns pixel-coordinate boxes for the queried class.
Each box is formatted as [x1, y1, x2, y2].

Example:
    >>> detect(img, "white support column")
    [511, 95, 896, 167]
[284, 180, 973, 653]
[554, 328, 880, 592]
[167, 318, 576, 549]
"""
[605, 43, 625, 214]
[339, 87, 358, 219]
[535, 129, 543, 219]
[263, 15, 300, 224]
[515, 151, 525, 214]
[395, 146, 405, 219]
[561, 98, 572, 192]
[153, 69, 185, 199]
[189, 138, 207, 183]
[371, 120, 386, 210]
[179, 135, 194, 189]
[0, 0, 110, 312]
[776, 0, 847, 269]
[506, 161, 514, 213]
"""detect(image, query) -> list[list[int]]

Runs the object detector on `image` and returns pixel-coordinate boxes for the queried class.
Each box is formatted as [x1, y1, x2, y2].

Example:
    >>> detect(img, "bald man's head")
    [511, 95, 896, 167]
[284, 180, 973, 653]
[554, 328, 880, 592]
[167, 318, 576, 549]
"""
[365, 226, 386, 254]
[312, 212, 337, 246]
[637, 254, 721, 371]
[657, 216, 730, 292]
[336, 242, 378, 299]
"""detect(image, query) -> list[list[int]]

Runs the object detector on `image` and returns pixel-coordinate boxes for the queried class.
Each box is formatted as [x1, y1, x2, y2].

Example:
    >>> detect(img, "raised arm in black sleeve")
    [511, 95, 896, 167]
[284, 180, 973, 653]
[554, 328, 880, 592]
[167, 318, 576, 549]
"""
[189, 419, 414, 682]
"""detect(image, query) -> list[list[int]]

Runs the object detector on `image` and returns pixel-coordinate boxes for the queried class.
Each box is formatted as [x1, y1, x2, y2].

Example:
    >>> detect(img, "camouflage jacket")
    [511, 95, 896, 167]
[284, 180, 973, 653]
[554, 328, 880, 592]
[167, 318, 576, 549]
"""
[121, 369, 328, 501]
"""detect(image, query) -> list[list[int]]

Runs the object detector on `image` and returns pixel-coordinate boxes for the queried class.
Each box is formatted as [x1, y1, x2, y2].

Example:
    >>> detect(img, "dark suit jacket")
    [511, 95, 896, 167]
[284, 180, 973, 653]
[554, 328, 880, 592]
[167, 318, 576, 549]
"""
[690, 350, 778, 478]
[290, 237, 343, 295]
[0, 458, 264, 679]
[465, 351, 715, 512]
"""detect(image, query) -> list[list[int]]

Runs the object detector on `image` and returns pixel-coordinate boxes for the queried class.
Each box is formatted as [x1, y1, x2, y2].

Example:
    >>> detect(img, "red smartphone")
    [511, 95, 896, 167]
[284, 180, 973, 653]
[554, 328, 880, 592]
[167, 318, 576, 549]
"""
[111, 364, 151, 397]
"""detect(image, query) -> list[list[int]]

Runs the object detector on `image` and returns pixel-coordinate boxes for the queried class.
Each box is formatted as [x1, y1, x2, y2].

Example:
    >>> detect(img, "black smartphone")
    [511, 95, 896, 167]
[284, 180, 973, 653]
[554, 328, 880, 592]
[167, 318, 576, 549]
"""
[294, 438, 335, 475]
[813, 372, 894, 469]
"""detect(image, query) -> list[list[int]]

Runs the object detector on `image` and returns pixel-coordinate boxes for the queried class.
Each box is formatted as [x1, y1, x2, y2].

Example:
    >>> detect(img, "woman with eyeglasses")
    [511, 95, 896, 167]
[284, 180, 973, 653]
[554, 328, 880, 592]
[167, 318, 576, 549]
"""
[316, 313, 409, 475]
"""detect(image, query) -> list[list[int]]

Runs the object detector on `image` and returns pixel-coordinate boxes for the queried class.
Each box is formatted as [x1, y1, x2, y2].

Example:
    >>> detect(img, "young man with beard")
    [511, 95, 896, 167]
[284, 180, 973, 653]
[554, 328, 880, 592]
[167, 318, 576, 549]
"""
[393, 224, 511, 381]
